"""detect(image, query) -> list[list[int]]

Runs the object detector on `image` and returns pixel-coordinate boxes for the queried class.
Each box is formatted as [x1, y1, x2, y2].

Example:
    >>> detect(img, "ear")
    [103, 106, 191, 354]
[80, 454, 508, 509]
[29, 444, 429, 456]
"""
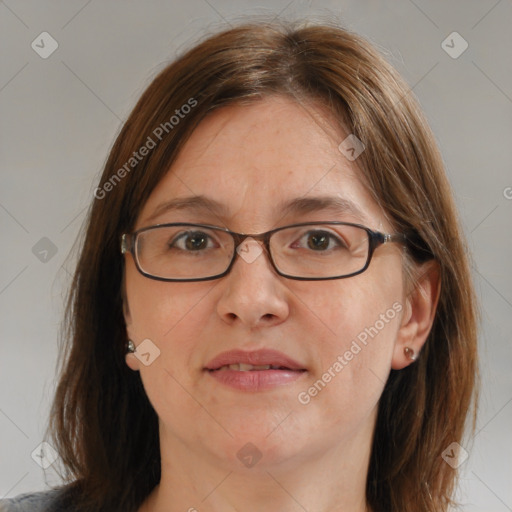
[122, 283, 141, 372]
[125, 348, 141, 372]
[392, 260, 441, 370]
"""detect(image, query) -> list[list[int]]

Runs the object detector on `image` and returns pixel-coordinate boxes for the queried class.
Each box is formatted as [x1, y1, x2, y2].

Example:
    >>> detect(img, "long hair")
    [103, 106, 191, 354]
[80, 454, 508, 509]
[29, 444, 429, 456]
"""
[46, 19, 478, 512]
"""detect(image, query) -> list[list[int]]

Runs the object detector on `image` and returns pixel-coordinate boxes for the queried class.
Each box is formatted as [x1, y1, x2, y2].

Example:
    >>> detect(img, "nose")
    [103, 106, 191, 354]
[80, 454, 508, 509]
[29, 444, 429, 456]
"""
[216, 237, 290, 329]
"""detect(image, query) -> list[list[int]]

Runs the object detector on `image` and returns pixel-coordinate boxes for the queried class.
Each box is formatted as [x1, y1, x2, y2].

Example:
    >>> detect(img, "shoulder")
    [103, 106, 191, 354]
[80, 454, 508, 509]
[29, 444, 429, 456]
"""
[0, 488, 66, 512]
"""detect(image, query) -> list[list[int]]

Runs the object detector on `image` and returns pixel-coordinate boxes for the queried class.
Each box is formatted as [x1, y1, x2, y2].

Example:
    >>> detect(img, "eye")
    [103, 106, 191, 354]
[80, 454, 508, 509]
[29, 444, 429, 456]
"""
[293, 229, 347, 251]
[170, 230, 217, 252]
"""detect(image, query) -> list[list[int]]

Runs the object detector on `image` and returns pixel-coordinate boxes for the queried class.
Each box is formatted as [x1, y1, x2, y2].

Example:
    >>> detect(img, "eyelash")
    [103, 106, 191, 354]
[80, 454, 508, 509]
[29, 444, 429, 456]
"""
[168, 229, 348, 253]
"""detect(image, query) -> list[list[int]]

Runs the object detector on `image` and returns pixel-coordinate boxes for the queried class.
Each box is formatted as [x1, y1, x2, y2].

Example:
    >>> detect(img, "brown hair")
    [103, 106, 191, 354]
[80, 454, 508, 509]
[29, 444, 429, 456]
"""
[46, 19, 478, 512]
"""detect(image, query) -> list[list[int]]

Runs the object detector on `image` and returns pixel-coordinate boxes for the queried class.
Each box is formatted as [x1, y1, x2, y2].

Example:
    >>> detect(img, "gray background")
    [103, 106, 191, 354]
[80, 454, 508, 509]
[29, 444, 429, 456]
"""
[1, 1, 511, 510]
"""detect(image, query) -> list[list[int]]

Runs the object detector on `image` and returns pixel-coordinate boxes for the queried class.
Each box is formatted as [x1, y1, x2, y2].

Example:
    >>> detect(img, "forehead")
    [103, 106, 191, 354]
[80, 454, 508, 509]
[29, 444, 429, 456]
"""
[137, 96, 388, 230]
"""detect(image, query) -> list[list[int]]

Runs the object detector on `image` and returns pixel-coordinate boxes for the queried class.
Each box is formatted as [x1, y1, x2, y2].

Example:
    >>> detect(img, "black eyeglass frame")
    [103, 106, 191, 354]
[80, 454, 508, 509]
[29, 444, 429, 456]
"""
[121, 221, 407, 282]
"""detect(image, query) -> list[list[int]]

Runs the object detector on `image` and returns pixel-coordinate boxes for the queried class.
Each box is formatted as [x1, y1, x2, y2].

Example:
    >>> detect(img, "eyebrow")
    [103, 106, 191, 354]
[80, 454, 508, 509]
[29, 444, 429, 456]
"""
[279, 196, 367, 223]
[146, 194, 368, 224]
[145, 195, 230, 223]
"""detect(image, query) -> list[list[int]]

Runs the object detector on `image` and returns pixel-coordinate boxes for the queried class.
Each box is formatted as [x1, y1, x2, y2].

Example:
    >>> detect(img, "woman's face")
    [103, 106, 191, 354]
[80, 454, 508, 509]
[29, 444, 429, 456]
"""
[124, 95, 409, 472]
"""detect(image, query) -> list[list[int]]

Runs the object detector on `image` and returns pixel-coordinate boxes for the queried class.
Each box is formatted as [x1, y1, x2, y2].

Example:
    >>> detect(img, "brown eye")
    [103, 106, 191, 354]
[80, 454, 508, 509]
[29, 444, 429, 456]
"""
[296, 230, 346, 252]
[171, 231, 213, 251]
[185, 232, 209, 251]
[307, 232, 331, 250]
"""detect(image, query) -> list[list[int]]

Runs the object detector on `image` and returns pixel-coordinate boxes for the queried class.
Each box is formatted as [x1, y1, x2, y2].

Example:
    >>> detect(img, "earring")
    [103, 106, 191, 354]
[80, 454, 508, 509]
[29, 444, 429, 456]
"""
[126, 340, 136, 353]
[404, 347, 417, 361]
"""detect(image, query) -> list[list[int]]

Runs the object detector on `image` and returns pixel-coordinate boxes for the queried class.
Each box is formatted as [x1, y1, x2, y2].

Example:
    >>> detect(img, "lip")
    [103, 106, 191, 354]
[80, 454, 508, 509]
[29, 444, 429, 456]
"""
[204, 349, 307, 392]
[205, 349, 305, 371]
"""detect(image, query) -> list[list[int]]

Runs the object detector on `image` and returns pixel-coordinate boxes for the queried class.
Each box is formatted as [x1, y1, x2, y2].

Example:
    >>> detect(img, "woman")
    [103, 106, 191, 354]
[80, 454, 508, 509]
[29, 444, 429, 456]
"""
[0, 19, 478, 512]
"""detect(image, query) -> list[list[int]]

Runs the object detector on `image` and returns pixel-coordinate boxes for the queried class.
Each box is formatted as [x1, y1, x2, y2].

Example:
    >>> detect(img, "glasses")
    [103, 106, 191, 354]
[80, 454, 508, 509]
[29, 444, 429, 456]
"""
[121, 222, 406, 282]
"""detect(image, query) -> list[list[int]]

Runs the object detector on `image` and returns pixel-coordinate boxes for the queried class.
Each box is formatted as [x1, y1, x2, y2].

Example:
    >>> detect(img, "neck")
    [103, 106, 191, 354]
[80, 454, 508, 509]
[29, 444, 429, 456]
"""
[140, 416, 375, 512]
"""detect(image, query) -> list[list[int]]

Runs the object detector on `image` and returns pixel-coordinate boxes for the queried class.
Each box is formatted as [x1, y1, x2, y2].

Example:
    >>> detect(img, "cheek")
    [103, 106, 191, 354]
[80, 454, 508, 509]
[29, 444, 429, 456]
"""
[298, 273, 403, 407]
[124, 265, 219, 405]
[124, 268, 217, 418]
[125, 264, 213, 343]
[303, 272, 401, 349]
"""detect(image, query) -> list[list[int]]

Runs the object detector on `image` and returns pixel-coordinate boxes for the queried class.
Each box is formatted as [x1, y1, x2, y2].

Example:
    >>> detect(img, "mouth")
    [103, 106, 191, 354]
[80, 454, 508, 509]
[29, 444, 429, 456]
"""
[204, 348, 306, 372]
[204, 349, 307, 391]
[210, 363, 303, 372]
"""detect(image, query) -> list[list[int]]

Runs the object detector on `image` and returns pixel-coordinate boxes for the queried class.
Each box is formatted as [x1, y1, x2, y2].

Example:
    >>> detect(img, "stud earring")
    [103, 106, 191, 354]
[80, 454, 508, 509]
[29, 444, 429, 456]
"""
[404, 347, 416, 361]
[126, 340, 136, 353]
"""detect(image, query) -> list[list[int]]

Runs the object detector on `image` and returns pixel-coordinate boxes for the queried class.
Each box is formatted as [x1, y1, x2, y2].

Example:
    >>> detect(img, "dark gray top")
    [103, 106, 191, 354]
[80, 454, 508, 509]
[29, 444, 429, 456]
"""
[0, 489, 65, 512]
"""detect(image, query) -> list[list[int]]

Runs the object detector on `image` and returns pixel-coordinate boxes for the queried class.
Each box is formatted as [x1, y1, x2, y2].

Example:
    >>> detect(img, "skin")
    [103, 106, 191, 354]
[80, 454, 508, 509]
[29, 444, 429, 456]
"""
[123, 95, 440, 512]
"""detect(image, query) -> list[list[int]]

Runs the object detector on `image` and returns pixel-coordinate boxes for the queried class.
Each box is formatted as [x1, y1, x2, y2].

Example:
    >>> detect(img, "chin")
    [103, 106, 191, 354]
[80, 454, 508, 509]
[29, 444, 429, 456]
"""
[205, 417, 313, 472]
